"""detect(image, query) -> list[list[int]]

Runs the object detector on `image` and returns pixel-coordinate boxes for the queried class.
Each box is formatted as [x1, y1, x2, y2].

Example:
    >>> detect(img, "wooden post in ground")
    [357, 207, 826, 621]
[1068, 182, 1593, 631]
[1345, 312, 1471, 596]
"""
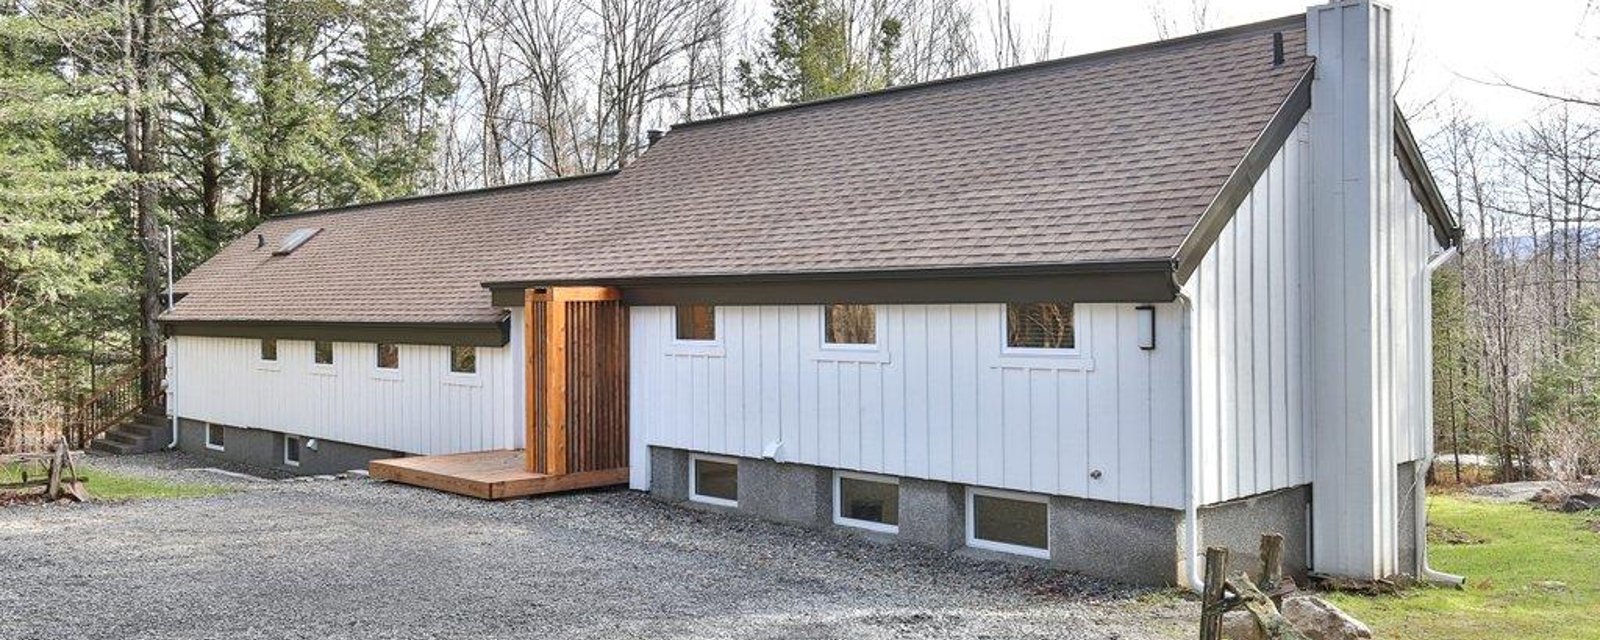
[1200, 546, 1230, 640]
[1259, 532, 1285, 606]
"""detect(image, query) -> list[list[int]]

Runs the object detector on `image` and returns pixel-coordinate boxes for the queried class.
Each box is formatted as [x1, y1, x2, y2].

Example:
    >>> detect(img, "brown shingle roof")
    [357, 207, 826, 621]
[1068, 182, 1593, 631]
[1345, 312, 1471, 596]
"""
[167, 15, 1312, 326]
[480, 14, 1312, 285]
[165, 173, 615, 324]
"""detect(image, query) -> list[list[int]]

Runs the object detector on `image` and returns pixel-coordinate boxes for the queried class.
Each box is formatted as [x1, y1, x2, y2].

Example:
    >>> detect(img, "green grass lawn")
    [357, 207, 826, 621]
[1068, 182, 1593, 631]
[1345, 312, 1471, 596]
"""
[1327, 494, 1600, 640]
[1, 463, 230, 501]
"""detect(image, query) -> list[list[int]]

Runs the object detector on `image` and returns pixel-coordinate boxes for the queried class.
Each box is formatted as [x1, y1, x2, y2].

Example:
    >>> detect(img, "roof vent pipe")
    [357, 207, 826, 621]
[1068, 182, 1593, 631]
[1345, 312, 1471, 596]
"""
[256, 234, 265, 249]
[646, 129, 665, 147]
[1272, 32, 1284, 66]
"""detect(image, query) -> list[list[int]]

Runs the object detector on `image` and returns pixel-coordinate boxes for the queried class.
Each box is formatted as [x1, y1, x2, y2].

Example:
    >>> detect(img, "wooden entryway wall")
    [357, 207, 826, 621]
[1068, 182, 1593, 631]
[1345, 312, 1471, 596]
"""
[525, 286, 629, 475]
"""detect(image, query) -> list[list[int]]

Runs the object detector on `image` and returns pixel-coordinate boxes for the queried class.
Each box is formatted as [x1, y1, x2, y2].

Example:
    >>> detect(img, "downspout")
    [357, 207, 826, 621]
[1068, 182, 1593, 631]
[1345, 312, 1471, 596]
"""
[1419, 246, 1464, 587]
[1176, 285, 1205, 591]
[166, 226, 179, 449]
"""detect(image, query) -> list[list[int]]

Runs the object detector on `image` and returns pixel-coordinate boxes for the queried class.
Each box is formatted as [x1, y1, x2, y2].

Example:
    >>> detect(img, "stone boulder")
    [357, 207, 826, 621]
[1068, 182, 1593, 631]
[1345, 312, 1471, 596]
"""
[1281, 596, 1373, 640]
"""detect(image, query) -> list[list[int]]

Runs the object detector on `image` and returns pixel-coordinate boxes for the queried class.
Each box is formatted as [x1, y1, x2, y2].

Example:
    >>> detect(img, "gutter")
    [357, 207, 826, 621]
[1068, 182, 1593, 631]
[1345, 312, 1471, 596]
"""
[1176, 286, 1205, 591]
[1419, 246, 1465, 587]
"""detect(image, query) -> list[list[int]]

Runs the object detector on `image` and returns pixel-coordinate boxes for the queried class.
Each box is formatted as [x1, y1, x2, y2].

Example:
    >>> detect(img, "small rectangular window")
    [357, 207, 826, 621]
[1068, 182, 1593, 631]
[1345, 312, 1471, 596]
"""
[967, 488, 1050, 558]
[314, 340, 334, 365]
[205, 423, 225, 451]
[376, 343, 400, 369]
[690, 455, 738, 506]
[260, 338, 278, 361]
[824, 304, 876, 345]
[675, 305, 716, 341]
[450, 345, 477, 374]
[1006, 303, 1075, 350]
[283, 436, 301, 466]
[835, 472, 899, 532]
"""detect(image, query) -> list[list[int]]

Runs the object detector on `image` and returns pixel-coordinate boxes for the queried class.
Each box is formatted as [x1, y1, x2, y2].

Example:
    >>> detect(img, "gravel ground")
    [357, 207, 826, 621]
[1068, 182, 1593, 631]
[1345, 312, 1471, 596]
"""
[0, 452, 1193, 640]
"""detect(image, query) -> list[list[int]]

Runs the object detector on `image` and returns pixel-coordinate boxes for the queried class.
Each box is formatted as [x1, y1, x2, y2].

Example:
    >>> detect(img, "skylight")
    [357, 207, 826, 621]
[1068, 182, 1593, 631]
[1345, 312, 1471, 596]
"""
[272, 228, 322, 256]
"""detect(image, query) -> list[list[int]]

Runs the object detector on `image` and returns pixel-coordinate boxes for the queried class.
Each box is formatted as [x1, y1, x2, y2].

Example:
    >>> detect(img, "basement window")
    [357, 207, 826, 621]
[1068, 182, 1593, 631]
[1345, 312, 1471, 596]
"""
[449, 345, 476, 374]
[283, 436, 301, 467]
[689, 454, 738, 507]
[1005, 303, 1075, 351]
[260, 338, 278, 361]
[314, 340, 334, 366]
[675, 305, 717, 341]
[376, 343, 400, 370]
[205, 423, 225, 451]
[834, 471, 899, 533]
[966, 488, 1050, 559]
[824, 304, 877, 346]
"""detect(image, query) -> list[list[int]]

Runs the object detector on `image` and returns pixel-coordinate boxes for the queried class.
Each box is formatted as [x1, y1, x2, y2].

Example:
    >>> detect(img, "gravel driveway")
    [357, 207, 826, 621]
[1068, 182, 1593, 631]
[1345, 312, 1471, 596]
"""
[0, 453, 1192, 640]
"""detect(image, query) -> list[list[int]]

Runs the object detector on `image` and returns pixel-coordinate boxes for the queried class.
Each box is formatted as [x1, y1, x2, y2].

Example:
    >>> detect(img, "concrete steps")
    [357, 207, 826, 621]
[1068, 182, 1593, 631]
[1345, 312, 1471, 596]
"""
[88, 414, 171, 455]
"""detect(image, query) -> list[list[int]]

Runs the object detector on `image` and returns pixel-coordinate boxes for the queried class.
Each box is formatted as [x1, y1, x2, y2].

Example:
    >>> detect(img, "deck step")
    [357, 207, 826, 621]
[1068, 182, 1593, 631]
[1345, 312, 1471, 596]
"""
[106, 431, 148, 446]
[89, 439, 135, 455]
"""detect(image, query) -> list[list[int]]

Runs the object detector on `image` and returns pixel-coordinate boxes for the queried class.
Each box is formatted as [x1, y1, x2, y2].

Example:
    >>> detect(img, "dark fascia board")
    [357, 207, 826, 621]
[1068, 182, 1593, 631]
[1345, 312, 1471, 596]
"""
[485, 261, 1179, 307]
[1171, 65, 1314, 285]
[1394, 108, 1463, 248]
[163, 319, 509, 347]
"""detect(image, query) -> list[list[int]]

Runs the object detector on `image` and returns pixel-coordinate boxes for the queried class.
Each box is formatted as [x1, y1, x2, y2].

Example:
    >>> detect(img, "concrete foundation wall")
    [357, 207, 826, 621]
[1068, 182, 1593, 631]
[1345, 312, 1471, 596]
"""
[177, 418, 403, 476]
[1197, 485, 1311, 581]
[647, 446, 1202, 586]
[1397, 460, 1422, 577]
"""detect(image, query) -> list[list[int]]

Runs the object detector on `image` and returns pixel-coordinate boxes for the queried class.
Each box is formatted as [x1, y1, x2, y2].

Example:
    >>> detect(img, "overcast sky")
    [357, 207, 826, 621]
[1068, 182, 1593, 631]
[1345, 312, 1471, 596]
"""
[982, 0, 1596, 136]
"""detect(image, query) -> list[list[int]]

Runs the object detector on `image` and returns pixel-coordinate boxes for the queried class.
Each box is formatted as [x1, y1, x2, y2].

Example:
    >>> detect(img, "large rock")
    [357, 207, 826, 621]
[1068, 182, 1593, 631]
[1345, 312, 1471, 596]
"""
[1281, 596, 1373, 640]
[1221, 610, 1264, 640]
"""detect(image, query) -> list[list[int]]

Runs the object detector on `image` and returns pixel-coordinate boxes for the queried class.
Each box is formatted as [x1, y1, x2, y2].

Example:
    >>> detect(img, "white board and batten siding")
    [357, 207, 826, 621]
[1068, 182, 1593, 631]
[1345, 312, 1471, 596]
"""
[170, 317, 520, 455]
[629, 303, 1188, 509]
[1186, 119, 1313, 506]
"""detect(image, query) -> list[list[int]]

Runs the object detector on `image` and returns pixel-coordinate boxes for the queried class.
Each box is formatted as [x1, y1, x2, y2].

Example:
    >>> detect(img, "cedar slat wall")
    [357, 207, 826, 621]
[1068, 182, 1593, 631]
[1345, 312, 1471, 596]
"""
[525, 287, 628, 475]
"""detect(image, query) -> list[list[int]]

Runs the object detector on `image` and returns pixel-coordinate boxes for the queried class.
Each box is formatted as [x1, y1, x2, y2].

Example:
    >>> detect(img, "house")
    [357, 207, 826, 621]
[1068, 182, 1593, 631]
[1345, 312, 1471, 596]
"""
[159, 1, 1460, 587]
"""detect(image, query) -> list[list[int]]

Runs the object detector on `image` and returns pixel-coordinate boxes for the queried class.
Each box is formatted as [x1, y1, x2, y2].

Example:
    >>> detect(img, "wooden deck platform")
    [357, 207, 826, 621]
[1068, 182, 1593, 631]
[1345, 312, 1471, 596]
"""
[368, 450, 628, 500]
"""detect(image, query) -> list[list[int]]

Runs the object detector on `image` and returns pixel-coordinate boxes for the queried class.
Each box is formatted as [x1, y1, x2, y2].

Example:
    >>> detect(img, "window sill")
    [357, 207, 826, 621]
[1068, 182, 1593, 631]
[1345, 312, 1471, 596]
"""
[835, 517, 899, 535]
[371, 369, 402, 381]
[442, 374, 481, 387]
[811, 346, 891, 364]
[666, 340, 725, 357]
[310, 365, 336, 377]
[689, 494, 738, 508]
[990, 353, 1094, 372]
[966, 538, 1051, 560]
[255, 361, 281, 372]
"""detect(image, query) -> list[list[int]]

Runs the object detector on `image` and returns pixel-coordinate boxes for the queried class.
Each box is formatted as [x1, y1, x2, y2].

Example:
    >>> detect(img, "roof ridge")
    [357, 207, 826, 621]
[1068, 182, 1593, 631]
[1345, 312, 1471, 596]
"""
[668, 13, 1304, 133]
[267, 170, 619, 221]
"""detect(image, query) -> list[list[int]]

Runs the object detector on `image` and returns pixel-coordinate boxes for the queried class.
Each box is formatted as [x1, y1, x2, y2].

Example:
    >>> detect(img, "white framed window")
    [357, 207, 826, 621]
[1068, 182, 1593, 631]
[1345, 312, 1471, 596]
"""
[372, 343, 402, 380]
[674, 305, 717, 341]
[815, 304, 889, 363]
[205, 423, 225, 451]
[311, 340, 336, 375]
[689, 454, 739, 507]
[449, 345, 477, 374]
[965, 487, 1050, 559]
[1003, 303, 1078, 354]
[834, 471, 899, 533]
[283, 436, 301, 467]
[668, 305, 725, 356]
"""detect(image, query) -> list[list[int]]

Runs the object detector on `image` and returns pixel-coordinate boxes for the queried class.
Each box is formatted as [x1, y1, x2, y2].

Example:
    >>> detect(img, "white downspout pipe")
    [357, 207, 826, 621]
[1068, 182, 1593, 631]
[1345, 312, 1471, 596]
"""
[1176, 287, 1204, 591]
[1419, 245, 1464, 587]
[166, 226, 179, 449]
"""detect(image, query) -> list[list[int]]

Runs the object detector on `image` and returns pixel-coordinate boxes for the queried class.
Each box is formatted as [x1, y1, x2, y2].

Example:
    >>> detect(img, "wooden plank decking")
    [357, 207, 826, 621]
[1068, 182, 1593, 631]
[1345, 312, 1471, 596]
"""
[368, 450, 627, 500]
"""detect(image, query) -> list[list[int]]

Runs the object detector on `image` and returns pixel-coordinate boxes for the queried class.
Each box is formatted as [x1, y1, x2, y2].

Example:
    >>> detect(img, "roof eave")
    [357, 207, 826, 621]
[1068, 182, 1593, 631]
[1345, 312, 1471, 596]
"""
[1394, 108, 1464, 248]
[1171, 64, 1315, 285]
[482, 260, 1181, 306]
